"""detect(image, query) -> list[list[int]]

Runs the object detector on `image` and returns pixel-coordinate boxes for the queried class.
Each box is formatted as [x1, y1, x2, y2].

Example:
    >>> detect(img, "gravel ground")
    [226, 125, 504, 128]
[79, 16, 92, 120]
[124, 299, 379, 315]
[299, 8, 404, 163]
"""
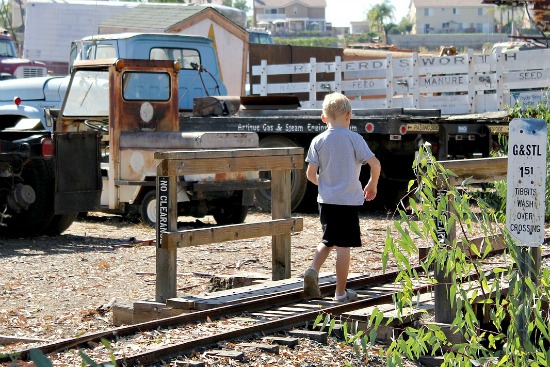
[0, 209, 399, 365]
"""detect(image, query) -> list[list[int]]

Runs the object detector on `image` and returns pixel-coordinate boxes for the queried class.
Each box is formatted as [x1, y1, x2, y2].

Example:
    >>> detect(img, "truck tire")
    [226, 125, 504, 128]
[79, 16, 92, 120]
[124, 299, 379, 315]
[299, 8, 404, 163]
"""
[255, 136, 307, 212]
[0, 159, 55, 238]
[140, 190, 157, 227]
[44, 212, 79, 236]
[212, 204, 248, 225]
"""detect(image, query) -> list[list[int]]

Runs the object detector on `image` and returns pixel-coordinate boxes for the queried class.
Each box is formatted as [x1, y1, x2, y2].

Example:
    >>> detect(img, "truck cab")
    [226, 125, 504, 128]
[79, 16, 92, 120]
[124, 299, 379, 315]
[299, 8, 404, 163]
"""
[0, 33, 48, 79]
[70, 33, 227, 110]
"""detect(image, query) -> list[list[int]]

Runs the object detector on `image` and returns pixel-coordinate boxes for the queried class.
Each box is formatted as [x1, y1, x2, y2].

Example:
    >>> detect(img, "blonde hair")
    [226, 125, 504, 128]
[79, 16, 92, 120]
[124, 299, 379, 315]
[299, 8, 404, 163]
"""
[322, 92, 351, 120]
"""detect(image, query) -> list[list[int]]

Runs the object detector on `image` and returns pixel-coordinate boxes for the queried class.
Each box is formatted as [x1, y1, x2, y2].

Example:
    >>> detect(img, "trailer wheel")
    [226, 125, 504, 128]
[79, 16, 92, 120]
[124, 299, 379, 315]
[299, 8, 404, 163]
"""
[140, 190, 157, 227]
[0, 159, 55, 238]
[44, 212, 79, 236]
[212, 204, 248, 225]
[254, 136, 307, 212]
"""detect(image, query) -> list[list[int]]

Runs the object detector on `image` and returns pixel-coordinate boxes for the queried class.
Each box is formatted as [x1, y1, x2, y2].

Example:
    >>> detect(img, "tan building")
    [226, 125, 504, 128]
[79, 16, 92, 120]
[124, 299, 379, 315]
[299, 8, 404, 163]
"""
[253, 0, 327, 32]
[409, 0, 496, 34]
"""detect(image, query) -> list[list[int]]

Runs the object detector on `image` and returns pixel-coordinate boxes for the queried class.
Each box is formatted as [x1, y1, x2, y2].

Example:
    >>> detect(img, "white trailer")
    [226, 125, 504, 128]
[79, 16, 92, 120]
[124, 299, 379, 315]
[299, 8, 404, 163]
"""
[23, 0, 137, 74]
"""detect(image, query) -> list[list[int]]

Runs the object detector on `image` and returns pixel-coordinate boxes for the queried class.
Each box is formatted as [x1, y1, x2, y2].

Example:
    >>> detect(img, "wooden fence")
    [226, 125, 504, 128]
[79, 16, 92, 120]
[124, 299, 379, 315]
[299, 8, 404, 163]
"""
[153, 147, 304, 303]
[251, 48, 550, 114]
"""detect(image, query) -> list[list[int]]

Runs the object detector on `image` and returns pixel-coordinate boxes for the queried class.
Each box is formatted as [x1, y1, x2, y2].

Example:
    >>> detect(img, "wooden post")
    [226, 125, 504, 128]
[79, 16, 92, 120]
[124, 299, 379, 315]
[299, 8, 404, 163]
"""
[517, 246, 541, 344]
[434, 190, 457, 324]
[155, 162, 178, 303]
[271, 169, 292, 280]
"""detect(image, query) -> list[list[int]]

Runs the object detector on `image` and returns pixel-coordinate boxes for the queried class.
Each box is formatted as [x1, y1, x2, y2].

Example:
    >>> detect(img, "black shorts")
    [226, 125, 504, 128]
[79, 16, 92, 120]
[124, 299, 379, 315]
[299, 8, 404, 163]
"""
[318, 203, 362, 248]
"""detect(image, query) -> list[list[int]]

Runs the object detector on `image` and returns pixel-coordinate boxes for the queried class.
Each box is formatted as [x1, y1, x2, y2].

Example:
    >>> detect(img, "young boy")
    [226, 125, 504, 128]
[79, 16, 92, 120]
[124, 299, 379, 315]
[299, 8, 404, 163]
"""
[303, 92, 381, 302]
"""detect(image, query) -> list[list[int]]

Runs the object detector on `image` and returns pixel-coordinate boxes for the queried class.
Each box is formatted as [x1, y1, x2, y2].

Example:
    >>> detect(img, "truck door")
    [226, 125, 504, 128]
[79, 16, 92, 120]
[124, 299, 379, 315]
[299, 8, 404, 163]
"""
[54, 131, 102, 214]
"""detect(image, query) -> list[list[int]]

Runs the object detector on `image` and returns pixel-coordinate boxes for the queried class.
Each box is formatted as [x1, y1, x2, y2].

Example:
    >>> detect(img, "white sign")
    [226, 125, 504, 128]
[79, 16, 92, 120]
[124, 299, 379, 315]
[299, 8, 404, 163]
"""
[506, 118, 547, 247]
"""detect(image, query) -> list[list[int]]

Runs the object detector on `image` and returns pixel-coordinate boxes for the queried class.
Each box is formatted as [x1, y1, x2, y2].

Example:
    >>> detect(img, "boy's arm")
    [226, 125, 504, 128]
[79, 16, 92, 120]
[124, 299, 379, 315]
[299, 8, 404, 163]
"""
[364, 156, 381, 201]
[306, 163, 319, 185]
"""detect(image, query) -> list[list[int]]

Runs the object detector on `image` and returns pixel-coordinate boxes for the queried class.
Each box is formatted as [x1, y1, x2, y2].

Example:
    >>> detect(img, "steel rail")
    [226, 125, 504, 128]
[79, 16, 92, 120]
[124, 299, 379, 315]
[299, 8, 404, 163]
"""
[101, 287, 413, 366]
[1, 269, 405, 363]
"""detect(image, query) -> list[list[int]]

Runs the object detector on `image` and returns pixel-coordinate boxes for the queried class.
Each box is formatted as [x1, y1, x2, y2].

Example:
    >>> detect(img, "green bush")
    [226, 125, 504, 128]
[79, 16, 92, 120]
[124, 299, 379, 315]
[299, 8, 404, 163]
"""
[319, 145, 550, 366]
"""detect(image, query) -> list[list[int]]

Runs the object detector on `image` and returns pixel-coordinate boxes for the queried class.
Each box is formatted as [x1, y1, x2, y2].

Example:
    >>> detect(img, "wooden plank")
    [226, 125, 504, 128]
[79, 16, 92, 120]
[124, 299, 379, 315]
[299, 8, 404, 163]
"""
[162, 218, 303, 249]
[133, 301, 186, 324]
[155, 147, 303, 161]
[439, 156, 507, 184]
[238, 343, 279, 354]
[155, 172, 178, 302]
[271, 169, 292, 280]
[204, 350, 244, 360]
[162, 155, 303, 176]
[112, 302, 134, 326]
[420, 233, 507, 260]
[263, 336, 299, 347]
[288, 330, 328, 344]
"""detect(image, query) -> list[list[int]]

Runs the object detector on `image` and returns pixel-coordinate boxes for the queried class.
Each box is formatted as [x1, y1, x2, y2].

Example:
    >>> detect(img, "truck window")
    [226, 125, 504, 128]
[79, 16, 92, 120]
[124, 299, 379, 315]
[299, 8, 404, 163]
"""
[248, 30, 274, 44]
[63, 70, 109, 117]
[150, 47, 200, 70]
[81, 44, 117, 60]
[0, 38, 18, 57]
[122, 72, 170, 101]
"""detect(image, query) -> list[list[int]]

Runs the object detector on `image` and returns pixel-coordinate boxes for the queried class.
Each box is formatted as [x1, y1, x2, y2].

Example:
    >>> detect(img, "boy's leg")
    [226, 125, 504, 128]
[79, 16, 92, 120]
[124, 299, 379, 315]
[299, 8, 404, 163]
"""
[311, 242, 332, 272]
[303, 243, 332, 298]
[334, 247, 351, 297]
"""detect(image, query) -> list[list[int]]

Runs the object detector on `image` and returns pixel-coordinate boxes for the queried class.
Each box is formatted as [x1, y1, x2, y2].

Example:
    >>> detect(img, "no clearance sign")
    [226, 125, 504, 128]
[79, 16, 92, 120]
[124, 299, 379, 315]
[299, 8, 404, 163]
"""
[506, 118, 547, 247]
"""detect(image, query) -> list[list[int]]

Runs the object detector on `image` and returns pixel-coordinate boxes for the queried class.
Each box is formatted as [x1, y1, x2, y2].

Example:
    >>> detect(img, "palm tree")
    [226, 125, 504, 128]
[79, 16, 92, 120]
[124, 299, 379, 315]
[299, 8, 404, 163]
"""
[367, 0, 395, 43]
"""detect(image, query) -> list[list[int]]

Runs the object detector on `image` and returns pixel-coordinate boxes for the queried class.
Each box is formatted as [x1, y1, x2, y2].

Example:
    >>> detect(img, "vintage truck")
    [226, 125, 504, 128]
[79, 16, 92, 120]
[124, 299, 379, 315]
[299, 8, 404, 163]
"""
[0, 33, 48, 80]
[0, 57, 259, 237]
[54, 58, 259, 226]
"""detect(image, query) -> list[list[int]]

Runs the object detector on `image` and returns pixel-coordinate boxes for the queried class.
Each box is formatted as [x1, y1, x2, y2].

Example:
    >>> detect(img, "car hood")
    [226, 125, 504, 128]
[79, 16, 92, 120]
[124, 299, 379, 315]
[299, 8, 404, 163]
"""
[0, 75, 69, 102]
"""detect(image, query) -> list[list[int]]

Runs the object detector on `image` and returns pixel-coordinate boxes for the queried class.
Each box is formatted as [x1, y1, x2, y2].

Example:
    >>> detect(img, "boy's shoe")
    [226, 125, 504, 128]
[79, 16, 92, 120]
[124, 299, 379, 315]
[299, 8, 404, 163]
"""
[303, 268, 321, 299]
[333, 289, 358, 302]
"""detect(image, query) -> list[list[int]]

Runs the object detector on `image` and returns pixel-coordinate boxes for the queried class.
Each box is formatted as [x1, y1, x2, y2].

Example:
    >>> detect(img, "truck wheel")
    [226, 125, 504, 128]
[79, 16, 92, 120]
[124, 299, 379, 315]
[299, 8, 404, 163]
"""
[212, 204, 248, 225]
[0, 159, 55, 238]
[140, 190, 157, 227]
[43, 212, 79, 236]
[255, 136, 307, 212]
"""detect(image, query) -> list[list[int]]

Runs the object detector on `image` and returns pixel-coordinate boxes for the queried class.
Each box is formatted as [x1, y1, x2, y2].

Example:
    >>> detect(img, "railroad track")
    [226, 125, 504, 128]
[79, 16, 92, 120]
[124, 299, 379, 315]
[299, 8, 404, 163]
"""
[3, 245, 549, 366]
[1, 270, 426, 366]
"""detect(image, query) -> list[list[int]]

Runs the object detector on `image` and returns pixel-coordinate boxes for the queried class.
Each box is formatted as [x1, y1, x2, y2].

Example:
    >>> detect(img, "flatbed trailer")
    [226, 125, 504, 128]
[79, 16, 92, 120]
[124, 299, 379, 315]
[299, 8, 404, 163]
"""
[183, 98, 510, 211]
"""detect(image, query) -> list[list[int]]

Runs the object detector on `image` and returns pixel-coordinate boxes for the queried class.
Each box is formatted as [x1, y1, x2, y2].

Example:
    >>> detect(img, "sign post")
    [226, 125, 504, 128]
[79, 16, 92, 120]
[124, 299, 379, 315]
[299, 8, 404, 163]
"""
[506, 118, 547, 346]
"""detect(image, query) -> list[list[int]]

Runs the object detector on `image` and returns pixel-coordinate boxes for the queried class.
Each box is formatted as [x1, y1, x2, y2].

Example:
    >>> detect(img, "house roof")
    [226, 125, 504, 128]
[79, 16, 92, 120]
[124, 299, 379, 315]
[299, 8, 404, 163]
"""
[411, 0, 492, 6]
[253, 0, 327, 8]
[99, 4, 243, 31]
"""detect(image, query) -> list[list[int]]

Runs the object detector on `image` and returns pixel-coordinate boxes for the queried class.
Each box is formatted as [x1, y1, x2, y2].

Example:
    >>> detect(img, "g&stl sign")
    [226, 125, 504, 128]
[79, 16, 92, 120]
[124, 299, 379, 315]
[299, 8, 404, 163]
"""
[506, 118, 547, 247]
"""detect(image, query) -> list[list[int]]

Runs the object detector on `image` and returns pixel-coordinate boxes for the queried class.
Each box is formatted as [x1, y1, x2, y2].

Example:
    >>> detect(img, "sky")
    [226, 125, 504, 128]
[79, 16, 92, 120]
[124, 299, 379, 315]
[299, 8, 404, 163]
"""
[246, 0, 408, 28]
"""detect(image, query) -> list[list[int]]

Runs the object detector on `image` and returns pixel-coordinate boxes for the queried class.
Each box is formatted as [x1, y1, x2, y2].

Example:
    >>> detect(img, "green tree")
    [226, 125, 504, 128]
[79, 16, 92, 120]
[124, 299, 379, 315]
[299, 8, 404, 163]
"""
[397, 16, 413, 34]
[0, 1, 17, 43]
[366, 0, 395, 43]
[233, 0, 249, 12]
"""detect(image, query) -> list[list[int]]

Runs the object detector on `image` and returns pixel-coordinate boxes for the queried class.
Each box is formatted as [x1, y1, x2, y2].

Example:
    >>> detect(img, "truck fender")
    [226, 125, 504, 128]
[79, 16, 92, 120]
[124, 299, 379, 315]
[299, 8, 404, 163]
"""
[0, 104, 47, 128]
[134, 184, 190, 204]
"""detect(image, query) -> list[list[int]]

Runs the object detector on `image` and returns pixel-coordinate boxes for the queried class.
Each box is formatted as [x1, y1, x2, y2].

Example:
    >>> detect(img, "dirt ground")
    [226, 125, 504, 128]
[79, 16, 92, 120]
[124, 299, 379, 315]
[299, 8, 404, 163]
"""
[0, 209, 398, 345]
